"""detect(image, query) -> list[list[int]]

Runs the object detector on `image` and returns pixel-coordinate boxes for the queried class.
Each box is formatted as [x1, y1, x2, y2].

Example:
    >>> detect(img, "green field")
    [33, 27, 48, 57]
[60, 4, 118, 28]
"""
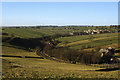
[2, 26, 104, 38]
[57, 33, 118, 43]
[2, 46, 119, 79]
[2, 27, 120, 79]
[56, 33, 118, 50]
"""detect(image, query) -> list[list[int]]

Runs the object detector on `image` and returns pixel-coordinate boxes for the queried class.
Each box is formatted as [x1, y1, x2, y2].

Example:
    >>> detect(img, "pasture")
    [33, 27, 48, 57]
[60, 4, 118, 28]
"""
[56, 33, 118, 50]
[1, 26, 120, 79]
[2, 26, 110, 38]
[2, 46, 119, 79]
[57, 33, 118, 43]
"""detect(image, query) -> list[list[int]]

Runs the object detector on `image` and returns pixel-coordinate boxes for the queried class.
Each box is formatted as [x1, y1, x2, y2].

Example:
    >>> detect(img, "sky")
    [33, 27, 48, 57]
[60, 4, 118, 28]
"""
[2, 2, 118, 26]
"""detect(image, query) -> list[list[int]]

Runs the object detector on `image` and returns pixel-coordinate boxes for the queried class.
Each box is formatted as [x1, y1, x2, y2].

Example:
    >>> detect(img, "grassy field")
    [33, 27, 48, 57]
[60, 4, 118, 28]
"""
[56, 33, 118, 50]
[2, 46, 119, 79]
[2, 26, 102, 38]
[69, 37, 118, 49]
[1, 27, 120, 79]
[57, 33, 118, 43]
[2, 46, 39, 57]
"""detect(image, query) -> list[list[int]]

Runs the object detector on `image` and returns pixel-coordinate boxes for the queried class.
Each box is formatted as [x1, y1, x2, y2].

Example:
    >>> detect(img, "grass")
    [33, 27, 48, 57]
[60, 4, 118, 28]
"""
[2, 28, 45, 38]
[56, 33, 118, 50]
[58, 35, 118, 47]
[57, 33, 118, 43]
[2, 47, 119, 79]
[2, 27, 120, 79]
[2, 26, 106, 39]
[69, 38, 118, 50]
[2, 46, 39, 57]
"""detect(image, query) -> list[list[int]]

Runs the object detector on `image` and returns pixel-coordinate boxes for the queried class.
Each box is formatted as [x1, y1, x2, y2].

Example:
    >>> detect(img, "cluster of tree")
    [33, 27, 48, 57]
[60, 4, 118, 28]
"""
[5, 37, 45, 51]
[40, 45, 111, 64]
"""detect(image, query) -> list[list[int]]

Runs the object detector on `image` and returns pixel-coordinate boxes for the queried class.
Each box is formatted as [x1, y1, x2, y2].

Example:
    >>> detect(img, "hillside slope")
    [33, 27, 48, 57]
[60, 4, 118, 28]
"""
[2, 46, 119, 79]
